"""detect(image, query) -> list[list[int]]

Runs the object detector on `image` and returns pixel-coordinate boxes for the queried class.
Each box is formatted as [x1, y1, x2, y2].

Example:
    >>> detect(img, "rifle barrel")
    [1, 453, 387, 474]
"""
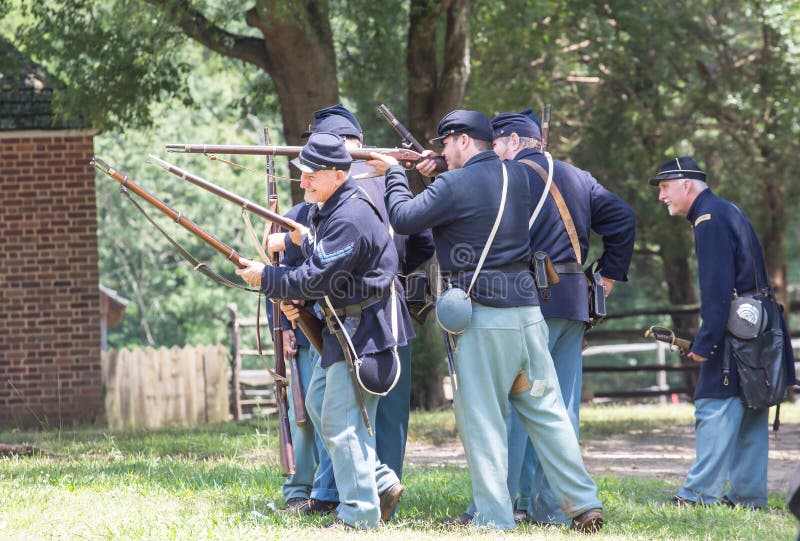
[92, 156, 326, 355]
[165, 143, 431, 167]
[148, 155, 295, 231]
[91, 157, 246, 268]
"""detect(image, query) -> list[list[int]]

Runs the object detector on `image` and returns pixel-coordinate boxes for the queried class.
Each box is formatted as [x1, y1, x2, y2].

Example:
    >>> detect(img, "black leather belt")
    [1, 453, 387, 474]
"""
[319, 295, 381, 318]
[553, 261, 583, 274]
[441, 262, 530, 278]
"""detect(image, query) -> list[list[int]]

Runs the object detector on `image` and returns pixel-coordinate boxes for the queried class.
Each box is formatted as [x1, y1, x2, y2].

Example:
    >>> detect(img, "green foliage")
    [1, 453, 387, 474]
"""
[19, 0, 193, 129]
[4, 0, 800, 399]
[329, 0, 409, 146]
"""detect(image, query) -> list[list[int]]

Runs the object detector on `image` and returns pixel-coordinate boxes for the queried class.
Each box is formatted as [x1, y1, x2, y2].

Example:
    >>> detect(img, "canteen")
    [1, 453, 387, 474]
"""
[435, 286, 472, 334]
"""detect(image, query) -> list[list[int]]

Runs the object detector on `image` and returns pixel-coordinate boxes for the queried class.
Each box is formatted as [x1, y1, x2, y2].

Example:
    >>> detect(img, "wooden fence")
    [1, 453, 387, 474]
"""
[102, 345, 229, 429]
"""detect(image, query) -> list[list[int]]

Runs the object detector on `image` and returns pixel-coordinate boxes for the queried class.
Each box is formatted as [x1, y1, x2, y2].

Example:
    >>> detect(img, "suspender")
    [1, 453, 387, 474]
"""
[519, 158, 582, 265]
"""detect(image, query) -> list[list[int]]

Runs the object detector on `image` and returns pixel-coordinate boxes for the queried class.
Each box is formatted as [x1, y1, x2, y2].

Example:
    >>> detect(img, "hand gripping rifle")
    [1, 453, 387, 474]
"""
[377, 104, 448, 173]
[263, 129, 308, 429]
[145, 155, 325, 355]
[644, 325, 693, 354]
[166, 142, 447, 174]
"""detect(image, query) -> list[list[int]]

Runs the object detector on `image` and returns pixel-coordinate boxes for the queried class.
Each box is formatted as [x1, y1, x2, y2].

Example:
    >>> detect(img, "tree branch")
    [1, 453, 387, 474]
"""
[144, 0, 269, 71]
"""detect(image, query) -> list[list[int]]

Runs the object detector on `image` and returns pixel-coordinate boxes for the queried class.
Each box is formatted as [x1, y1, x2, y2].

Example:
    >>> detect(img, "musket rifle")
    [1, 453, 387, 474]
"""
[377, 104, 448, 173]
[166, 143, 447, 174]
[145, 155, 324, 355]
[377, 104, 457, 388]
[263, 128, 308, 430]
[541, 104, 551, 152]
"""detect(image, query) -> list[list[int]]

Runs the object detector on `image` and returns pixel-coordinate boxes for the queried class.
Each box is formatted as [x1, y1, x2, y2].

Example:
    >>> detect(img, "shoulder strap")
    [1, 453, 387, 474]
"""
[466, 162, 508, 296]
[519, 158, 582, 265]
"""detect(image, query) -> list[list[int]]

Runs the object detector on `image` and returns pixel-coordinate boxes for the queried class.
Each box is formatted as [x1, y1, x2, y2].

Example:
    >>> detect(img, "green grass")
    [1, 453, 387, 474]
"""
[1, 404, 798, 540]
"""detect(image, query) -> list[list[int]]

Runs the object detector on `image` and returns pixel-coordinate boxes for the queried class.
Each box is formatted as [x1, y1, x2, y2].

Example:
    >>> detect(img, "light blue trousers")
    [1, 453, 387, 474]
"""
[677, 397, 768, 507]
[309, 343, 412, 505]
[519, 318, 585, 523]
[282, 346, 323, 501]
[305, 359, 400, 529]
[453, 304, 600, 530]
[467, 317, 586, 523]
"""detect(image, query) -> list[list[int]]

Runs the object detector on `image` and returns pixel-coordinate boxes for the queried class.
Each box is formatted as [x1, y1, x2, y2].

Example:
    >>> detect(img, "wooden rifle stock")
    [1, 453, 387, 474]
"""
[377, 104, 448, 173]
[262, 129, 295, 477]
[148, 155, 324, 354]
[148, 156, 293, 229]
[91, 156, 324, 355]
[165, 142, 446, 173]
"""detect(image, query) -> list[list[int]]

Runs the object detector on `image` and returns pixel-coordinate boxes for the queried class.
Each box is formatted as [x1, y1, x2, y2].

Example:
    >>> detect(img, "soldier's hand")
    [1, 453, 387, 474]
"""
[235, 257, 265, 287]
[367, 152, 399, 176]
[282, 329, 298, 358]
[267, 232, 287, 254]
[284, 217, 309, 247]
[279, 300, 304, 327]
[598, 276, 615, 296]
[416, 150, 441, 178]
[687, 352, 707, 362]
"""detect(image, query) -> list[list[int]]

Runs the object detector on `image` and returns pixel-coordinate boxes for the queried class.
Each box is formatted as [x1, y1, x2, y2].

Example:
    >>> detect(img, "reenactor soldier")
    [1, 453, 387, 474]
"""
[272, 104, 434, 519]
[486, 111, 635, 524]
[650, 156, 796, 508]
[369, 110, 604, 532]
[237, 132, 411, 529]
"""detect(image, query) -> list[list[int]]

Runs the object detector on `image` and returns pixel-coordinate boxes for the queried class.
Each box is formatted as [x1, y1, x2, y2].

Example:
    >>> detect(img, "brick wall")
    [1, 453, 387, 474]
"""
[0, 131, 103, 428]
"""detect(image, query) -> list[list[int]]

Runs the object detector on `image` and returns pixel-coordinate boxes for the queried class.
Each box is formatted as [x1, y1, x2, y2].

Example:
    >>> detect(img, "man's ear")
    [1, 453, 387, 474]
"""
[509, 132, 520, 150]
[336, 170, 347, 184]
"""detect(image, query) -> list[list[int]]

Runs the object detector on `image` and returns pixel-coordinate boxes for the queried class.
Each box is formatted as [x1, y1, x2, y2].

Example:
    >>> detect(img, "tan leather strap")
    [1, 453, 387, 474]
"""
[520, 159, 582, 265]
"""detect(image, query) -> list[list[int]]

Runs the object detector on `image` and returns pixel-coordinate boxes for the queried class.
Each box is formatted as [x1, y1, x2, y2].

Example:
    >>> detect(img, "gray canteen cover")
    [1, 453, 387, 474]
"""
[727, 296, 767, 340]
[435, 286, 472, 334]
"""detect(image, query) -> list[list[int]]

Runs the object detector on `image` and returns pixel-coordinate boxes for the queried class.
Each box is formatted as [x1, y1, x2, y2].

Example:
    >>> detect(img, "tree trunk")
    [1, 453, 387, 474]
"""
[406, 0, 470, 193]
[149, 0, 341, 205]
[245, 3, 340, 204]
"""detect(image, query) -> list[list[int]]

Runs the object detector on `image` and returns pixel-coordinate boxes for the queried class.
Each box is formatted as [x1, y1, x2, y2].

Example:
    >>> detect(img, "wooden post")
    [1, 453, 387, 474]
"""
[228, 303, 243, 420]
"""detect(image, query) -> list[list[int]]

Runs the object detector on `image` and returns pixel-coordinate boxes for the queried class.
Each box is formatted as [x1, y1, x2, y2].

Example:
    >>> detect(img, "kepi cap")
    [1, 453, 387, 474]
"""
[301, 103, 363, 141]
[429, 109, 493, 144]
[518, 108, 542, 130]
[291, 132, 353, 173]
[490, 112, 542, 140]
[649, 156, 707, 185]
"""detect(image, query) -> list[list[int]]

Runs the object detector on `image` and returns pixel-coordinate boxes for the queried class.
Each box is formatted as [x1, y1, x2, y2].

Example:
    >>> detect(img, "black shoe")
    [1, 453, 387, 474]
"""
[323, 518, 354, 530]
[303, 498, 338, 515]
[282, 497, 307, 509]
[280, 498, 338, 515]
[440, 512, 472, 526]
[513, 509, 528, 522]
[571, 508, 604, 533]
[379, 482, 404, 522]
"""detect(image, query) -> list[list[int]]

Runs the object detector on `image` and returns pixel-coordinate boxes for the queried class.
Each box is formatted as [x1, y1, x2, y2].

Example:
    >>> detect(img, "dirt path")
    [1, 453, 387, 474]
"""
[405, 423, 800, 491]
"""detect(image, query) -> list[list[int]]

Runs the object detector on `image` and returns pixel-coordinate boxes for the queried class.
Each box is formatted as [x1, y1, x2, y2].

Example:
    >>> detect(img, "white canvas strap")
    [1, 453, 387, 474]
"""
[466, 162, 509, 296]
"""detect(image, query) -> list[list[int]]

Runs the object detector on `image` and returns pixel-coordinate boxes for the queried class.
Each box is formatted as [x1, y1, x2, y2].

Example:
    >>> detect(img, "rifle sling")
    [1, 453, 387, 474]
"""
[120, 187, 259, 293]
[519, 159, 582, 265]
[323, 313, 374, 437]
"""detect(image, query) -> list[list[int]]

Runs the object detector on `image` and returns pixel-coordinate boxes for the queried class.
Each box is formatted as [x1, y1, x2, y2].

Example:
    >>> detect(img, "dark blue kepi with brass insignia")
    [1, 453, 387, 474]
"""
[649, 156, 707, 185]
